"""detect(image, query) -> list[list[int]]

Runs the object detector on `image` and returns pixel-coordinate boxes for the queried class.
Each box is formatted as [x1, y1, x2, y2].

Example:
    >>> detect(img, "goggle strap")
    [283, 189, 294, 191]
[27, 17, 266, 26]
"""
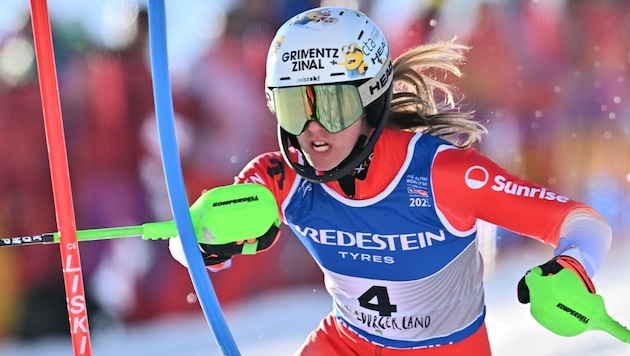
[357, 53, 393, 106]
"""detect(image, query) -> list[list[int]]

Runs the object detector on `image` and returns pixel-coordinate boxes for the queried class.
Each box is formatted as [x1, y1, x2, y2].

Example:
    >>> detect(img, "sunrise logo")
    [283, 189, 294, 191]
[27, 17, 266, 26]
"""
[464, 166, 489, 190]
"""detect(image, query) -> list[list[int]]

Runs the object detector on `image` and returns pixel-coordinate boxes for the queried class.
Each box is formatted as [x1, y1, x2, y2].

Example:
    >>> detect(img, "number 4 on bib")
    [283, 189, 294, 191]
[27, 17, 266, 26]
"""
[359, 286, 398, 316]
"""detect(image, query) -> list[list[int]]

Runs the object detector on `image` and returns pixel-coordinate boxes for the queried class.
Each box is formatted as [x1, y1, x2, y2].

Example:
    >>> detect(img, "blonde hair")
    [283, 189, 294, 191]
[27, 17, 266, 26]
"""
[387, 40, 487, 148]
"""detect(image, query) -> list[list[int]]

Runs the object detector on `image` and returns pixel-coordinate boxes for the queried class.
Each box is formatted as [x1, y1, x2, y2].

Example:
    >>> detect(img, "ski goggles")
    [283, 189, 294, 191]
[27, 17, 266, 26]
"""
[269, 84, 364, 135]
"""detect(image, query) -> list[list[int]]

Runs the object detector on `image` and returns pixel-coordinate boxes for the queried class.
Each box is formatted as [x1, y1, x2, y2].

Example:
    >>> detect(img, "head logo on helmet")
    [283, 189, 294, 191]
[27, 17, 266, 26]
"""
[265, 7, 393, 183]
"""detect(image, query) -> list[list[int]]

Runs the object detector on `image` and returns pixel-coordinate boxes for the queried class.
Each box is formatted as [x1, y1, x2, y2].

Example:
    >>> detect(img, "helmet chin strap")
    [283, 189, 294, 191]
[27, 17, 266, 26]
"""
[279, 127, 372, 184]
[337, 135, 372, 198]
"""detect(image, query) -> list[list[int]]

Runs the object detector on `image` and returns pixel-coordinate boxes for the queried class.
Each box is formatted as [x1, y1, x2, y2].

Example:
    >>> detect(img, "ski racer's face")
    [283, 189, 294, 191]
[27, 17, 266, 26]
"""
[296, 116, 371, 172]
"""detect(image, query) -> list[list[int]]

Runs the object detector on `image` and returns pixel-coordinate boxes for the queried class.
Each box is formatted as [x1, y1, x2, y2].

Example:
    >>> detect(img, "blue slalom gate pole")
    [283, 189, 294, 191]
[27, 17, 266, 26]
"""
[146, 1, 240, 355]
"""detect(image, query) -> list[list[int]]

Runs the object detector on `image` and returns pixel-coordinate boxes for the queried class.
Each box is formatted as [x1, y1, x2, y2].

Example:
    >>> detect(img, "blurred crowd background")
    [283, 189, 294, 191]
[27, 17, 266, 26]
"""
[0, 0, 628, 344]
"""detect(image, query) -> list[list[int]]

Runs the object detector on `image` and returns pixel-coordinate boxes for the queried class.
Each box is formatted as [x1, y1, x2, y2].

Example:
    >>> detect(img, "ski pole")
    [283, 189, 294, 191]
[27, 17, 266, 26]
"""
[0, 227, 144, 247]
[526, 266, 630, 343]
[0, 184, 280, 248]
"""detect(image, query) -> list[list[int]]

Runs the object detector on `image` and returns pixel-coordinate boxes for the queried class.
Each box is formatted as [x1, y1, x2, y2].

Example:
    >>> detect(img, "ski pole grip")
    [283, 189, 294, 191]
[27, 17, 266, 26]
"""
[189, 184, 280, 245]
[141, 184, 280, 245]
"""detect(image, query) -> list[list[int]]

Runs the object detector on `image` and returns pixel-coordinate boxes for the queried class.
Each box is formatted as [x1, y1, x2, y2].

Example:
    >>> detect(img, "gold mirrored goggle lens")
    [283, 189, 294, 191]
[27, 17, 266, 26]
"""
[273, 84, 364, 135]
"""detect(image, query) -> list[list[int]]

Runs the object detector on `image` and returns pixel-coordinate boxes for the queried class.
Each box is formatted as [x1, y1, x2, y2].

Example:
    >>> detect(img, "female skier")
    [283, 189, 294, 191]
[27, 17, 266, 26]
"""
[171, 6, 611, 355]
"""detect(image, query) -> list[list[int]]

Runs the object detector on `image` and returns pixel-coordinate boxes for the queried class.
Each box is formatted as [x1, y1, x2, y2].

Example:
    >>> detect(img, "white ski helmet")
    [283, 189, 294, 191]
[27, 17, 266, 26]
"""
[265, 6, 393, 183]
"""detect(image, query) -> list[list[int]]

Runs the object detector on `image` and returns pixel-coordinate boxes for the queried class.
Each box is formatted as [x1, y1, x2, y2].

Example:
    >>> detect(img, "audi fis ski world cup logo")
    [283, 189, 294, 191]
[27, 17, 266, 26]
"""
[464, 165, 569, 203]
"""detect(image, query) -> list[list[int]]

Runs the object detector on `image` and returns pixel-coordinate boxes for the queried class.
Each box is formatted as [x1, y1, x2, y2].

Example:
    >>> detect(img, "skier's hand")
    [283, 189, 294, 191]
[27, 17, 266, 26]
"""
[169, 225, 280, 270]
[200, 224, 279, 266]
[517, 255, 595, 304]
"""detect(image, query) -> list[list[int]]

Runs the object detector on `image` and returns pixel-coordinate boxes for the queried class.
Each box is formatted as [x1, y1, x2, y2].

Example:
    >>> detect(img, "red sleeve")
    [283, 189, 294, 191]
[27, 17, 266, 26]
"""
[233, 151, 297, 221]
[432, 147, 591, 246]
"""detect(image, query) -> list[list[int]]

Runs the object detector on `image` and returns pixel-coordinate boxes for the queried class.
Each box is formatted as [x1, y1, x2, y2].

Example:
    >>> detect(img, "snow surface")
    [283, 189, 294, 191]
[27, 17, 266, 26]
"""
[1, 244, 629, 356]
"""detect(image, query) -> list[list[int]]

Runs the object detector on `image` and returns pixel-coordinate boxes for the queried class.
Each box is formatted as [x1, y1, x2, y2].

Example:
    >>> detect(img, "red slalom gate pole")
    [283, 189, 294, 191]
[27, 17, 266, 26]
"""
[29, 1, 92, 354]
